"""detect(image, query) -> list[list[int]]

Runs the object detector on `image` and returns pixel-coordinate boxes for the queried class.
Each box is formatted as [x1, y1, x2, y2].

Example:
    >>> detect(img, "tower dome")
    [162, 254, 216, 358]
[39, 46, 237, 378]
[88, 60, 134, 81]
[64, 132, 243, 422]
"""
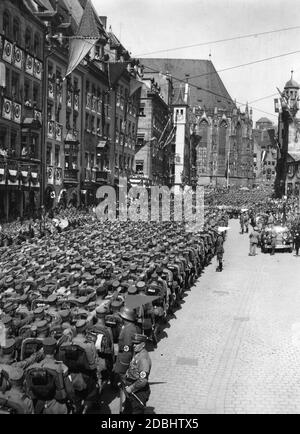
[284, 71, 300, 90]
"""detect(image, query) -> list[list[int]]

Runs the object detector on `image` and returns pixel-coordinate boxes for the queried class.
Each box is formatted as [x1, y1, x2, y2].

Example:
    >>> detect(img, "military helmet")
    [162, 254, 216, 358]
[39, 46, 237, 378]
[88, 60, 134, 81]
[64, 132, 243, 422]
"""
[119, 306, 136, 322]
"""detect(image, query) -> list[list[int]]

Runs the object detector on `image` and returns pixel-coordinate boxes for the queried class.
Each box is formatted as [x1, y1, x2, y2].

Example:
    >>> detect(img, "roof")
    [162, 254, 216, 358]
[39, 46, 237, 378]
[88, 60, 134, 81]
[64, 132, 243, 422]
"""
[140, 58, 234, 110]
[256, 117, 272, 124]
[76, 0, 101, 38]
[288, 152, 300, 162]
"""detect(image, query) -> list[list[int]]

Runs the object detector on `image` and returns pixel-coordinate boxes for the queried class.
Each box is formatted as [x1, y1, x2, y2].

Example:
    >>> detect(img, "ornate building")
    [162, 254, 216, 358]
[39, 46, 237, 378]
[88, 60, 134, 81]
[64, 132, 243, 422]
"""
[275, 72, 300, 197]
[0, 0, 44, 221]
[141, 58, 253, 187]
[252, 118, 277, 187]
[189, 105, 253, 186]
[133, 73, 173, 187]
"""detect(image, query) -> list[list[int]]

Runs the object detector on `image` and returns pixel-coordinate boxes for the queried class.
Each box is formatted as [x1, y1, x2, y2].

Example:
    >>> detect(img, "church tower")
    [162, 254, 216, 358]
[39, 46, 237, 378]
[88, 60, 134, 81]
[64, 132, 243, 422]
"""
[172, 83, 189, 188]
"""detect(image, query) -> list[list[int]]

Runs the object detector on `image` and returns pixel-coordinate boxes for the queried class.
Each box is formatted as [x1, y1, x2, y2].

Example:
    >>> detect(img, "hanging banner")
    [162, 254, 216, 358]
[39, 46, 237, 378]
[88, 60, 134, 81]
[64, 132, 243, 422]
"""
[25, 55, 34, 76]
[34, 59, 42, 80]
[13, 102, 21, 124]
[2, 40, 12, 64]
[13, 45, 23, 70]
[2, 98, 12, 120]
[31, 172, 40, 188]
[0, 168, 6, 185]
[8, 169, 18, 186]
[21, 171, 30, 187]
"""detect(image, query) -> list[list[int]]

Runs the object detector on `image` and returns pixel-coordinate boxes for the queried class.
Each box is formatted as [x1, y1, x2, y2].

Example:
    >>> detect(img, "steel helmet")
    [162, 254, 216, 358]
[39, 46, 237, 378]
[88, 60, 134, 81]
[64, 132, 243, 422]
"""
[119, 307, 136, 322]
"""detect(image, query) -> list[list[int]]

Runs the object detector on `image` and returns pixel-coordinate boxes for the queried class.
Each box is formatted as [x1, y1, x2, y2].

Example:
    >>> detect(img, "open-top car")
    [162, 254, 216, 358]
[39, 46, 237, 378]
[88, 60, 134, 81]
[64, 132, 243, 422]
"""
[261, 225, 293, 253]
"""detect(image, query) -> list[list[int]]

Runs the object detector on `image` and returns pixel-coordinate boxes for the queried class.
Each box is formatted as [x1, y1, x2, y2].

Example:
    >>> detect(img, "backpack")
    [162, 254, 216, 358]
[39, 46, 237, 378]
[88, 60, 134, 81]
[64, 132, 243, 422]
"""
[0, 392, 28, 414]
[25, 365, 67, 402]
[58, 343, 93, 373]
[87, 327, 113, 356]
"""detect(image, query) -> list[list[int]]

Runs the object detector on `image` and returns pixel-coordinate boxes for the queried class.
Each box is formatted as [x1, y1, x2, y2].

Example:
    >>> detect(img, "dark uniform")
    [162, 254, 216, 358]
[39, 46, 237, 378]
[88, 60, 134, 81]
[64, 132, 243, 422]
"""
[124, 334, 151, 414]
[114, 320, 141, 378]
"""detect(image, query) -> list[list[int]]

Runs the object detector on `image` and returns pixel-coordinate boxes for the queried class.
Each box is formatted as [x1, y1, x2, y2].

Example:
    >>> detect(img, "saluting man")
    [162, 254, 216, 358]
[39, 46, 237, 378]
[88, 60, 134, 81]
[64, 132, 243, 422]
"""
[123, 334, 151, 414]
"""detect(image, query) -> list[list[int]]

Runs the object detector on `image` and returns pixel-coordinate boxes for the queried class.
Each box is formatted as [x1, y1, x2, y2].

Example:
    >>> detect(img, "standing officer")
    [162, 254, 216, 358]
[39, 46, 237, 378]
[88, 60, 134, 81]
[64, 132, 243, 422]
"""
[113, 307, 141, 385]
[123, 334, 151, 414]
[240, 212, 245, 234]
[293, 230, 300, 256]
[249, 227, 259, 256]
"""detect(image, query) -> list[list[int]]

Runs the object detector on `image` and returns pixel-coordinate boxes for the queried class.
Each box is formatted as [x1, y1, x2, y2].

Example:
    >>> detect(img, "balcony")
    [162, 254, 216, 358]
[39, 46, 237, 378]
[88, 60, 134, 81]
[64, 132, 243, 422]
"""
[64, 169, 78, 183]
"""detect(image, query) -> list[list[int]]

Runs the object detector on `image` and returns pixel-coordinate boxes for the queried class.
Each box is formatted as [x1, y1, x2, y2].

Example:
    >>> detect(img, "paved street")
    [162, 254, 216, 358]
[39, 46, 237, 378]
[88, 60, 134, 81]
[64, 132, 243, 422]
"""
[142, 219, 300, 414]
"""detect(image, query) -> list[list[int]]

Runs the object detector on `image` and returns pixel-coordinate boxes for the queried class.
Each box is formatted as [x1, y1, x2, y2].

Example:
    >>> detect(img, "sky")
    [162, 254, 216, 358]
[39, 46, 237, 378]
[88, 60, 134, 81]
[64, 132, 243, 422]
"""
[93, 0, 300, 124]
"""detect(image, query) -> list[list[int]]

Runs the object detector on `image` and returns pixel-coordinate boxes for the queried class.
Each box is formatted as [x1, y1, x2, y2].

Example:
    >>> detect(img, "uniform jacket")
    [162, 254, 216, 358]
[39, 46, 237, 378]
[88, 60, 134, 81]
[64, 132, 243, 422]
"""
[125, 348, 151, 393]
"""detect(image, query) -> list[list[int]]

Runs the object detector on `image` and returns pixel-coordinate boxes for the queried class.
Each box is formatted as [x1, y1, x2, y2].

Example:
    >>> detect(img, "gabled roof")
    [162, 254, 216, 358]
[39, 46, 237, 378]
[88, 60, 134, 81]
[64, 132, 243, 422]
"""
[288, 152, 300, 162]
[140, 58, 234, 111]
[76, 0, 101, 38]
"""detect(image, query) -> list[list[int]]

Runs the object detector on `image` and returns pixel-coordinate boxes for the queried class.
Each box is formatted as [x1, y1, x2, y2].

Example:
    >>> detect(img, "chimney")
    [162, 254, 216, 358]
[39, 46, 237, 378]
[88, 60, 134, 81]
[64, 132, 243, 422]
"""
[99, 16, 107, 29]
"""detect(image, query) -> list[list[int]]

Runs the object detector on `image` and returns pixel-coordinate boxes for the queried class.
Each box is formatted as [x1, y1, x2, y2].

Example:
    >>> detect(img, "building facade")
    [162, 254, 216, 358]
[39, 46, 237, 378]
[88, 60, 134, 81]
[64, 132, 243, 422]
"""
[252, 118, 277, 187]
[0, 0, 44, 221]
[134, 73, 173, 187]
[141, 58, 254, 187]
[275, 72, 300, 197]
[189, 105, 253, 187]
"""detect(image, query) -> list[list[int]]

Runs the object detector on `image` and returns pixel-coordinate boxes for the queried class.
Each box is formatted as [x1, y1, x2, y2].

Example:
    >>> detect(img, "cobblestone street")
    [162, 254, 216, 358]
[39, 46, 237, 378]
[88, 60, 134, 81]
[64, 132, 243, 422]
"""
[144, 220, 300, 414]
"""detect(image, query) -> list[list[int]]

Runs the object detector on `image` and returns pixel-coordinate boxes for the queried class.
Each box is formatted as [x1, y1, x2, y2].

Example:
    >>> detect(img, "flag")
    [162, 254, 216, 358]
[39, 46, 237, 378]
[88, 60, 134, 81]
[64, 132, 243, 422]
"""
[108, 62, 131, 88]
[274, 98, 279, 113]
[64, 0, 102, 79]
[130, 78, 144, 97]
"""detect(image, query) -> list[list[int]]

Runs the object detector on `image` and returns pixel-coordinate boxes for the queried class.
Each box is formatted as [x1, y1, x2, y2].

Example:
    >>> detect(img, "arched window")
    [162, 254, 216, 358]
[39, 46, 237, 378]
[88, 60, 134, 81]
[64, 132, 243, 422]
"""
[25, 27, 32, 51]
[34, 33, 41, 58]
[13, 18, 21, 44]
[3, 10, 10, 37]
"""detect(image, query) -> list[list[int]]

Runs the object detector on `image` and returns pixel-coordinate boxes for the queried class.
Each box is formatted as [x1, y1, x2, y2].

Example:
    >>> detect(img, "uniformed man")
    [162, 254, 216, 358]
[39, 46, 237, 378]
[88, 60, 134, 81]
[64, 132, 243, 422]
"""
[123, 333, 151, 414]
[25, 337, 74, 414]
[113, 307, 141, 386]
[0, 367, 34, 414]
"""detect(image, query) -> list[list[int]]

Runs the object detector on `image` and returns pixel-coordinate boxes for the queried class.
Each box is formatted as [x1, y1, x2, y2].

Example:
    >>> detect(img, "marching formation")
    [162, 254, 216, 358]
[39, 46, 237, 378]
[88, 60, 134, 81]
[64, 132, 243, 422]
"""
[0, 206, 228, 414]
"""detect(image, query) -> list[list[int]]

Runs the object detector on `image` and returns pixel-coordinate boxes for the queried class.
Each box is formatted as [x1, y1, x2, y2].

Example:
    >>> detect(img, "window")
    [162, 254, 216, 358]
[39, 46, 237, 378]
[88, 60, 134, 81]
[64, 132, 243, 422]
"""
[5, 68, 10, 96]
[66, 112, 71, 130]
[136, 160, 144, 174]
[74, 78, 79, 92]
[3, 10, 10, 38]
[30, 135, 38, 158]
[0, 127, 8, 152]
[46, 144, 52, 165]
[85, 152, 89, 169]
[55, 106, 60, 123]
[86, 80, 90, 93]
[10, 131, 17, 154]
[97, 118, 101, 135]
[25, 27, 32, 51]
[91, 154, 95, 168]
[34, 33, 41, 58]
[139, 104, 145, 117]
[11, 71, 20, 100]
[85, 113, 89, 131]
[55, 145, 60, 167]
[90, 116, 95, 132]
[13, 18, 21, 44]
[73, 112, 78, 130]
[33, 83, 40, 108]
[24, 79, 31, 105]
